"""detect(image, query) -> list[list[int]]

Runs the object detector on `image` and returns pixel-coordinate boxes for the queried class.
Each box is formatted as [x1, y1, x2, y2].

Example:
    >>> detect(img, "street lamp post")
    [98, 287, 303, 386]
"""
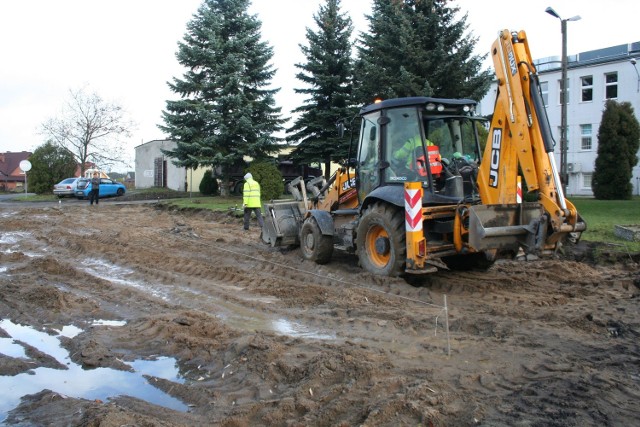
[631, 59, 640, 92]
[546, 6, 581, 196]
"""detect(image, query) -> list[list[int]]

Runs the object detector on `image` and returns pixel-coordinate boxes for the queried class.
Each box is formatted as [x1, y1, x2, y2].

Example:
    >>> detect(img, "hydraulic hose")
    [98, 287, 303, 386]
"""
[529, 73, 555, 154]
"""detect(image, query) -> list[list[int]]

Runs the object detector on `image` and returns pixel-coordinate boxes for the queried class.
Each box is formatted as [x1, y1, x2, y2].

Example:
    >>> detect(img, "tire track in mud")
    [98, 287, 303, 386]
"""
[143, 213, 454, 357]
[476, 339, 640, 425]
[154, 230, 451, 356]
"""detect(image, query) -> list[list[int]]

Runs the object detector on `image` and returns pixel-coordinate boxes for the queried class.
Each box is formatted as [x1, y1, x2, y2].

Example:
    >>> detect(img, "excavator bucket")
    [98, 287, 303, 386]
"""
[261, 177, 309, 247]
[467, 202, 546, 253]
[261, 200, 306, 247]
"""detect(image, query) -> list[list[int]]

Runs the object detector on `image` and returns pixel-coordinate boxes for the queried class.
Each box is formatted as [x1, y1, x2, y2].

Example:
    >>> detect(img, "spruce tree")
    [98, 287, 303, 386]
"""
[592, 100, 640, 199]
[286, 0, 355, 176]
[159, 0, 285, 195]
[353, 0, 492, 104]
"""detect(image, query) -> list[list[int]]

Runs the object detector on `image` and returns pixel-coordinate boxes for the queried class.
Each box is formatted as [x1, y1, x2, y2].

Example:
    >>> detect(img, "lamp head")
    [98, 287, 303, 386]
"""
[632, 58, 637, 66]
[545, 6, 560, 19]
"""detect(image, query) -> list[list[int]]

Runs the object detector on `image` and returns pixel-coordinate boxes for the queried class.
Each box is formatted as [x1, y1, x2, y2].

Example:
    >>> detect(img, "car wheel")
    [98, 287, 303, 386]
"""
[116, 188, 124, 196]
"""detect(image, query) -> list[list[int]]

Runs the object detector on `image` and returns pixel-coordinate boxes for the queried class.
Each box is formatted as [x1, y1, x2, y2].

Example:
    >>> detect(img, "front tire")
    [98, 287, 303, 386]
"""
[356, 202, 406, 276]
[300, 217, 333, 264]
[116, 188, 124, 196]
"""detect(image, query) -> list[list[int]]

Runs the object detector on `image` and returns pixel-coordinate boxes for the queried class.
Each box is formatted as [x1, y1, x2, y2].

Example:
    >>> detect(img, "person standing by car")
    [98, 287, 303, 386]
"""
[242, 172, 264, 231]
[89, 172, 101, 205]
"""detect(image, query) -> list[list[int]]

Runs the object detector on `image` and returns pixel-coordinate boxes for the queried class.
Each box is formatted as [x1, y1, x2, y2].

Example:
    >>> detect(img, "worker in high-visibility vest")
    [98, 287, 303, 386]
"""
[392, 135, 440, 177]
[242, 172, 264, 231]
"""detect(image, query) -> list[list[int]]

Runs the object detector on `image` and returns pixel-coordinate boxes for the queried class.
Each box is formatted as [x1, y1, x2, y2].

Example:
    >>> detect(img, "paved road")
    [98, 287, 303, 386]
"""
[0, 194, 160, 209]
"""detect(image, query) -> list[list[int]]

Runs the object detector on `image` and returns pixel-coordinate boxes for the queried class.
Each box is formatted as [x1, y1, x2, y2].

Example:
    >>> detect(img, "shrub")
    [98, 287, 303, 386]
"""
[247, 161, 284, 201]
[593, 100, 640, 199]
[199, 169, 219, 196]
[29, 141, 77, 194]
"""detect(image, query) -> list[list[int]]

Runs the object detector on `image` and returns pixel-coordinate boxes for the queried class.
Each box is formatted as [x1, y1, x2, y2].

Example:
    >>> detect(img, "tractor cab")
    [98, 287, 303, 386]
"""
[356, 97, 482, 205]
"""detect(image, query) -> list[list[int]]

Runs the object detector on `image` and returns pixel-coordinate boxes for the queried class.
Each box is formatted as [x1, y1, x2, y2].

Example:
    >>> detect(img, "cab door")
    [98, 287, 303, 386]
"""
[356, 111, 381, 201]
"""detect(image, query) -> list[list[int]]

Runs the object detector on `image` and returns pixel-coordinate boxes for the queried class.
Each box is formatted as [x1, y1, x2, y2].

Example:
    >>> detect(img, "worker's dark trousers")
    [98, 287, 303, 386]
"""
[243, 207, 264, 230]
[89, 189, 99, 205]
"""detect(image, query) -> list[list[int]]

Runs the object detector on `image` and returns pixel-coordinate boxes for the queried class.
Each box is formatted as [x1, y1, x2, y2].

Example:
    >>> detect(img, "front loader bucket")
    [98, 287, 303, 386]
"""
[261, 201, 306, 247]
[468, 203, 545, 253]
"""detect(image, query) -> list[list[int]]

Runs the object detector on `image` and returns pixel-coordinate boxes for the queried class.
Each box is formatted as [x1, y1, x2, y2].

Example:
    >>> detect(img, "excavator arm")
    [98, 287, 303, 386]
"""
[473, 30, 585, 254]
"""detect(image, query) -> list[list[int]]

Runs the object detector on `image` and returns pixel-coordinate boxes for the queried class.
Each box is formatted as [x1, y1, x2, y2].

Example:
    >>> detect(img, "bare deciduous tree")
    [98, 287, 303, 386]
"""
[41, 86, 134, 174]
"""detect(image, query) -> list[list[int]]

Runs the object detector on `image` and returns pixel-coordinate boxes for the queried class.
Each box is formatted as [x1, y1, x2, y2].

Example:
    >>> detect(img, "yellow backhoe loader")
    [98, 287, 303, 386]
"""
[261, 29, 586, 276]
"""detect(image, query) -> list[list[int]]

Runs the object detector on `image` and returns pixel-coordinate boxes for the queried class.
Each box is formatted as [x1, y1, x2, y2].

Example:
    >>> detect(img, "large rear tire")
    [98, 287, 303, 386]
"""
[300, 217, 333, 264]
[356, 202, 406, 276]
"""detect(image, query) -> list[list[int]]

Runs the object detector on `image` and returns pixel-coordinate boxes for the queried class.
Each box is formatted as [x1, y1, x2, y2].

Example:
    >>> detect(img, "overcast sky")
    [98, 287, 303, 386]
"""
[1, 0, 637, 171]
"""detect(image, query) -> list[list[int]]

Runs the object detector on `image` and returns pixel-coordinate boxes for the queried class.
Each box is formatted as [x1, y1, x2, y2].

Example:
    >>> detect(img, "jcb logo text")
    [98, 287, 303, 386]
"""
[489, 129, 501, 188]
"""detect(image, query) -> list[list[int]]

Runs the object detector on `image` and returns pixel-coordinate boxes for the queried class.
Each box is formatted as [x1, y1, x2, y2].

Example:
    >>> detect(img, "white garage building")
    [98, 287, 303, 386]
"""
[134, 139, 188, 191]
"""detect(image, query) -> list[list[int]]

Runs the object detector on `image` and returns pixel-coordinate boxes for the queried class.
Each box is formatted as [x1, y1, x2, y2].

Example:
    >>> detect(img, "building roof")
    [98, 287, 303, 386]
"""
[0, 151, 32, 181]
[134, 139, 173, 149]
[535, 41, 640, 72]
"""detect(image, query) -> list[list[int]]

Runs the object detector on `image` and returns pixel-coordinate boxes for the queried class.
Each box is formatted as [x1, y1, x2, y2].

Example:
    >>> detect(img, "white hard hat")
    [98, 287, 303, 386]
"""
[244, 172, 252, 180]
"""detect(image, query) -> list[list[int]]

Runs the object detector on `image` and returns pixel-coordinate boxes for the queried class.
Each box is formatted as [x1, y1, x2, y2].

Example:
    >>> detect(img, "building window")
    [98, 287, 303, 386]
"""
[580, 124, 592, 150]
[582, 173, 592, 189]
[605, 72, 618, 99]
[581, 76, 593, 102]
[540, 81, 549, 106]
[558, 79, 570, 104]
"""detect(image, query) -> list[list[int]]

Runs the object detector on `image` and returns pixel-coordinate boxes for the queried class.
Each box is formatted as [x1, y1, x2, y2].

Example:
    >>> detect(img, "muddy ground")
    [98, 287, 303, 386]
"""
[0, 199, 638, 426]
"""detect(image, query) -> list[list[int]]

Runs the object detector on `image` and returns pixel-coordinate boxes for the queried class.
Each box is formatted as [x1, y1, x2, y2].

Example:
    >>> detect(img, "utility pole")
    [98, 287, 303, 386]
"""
[546, 7, 581, 196]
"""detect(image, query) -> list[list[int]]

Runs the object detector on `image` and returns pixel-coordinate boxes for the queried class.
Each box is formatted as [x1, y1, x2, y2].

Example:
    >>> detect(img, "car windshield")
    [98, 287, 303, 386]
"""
[61, 178, 76, 184]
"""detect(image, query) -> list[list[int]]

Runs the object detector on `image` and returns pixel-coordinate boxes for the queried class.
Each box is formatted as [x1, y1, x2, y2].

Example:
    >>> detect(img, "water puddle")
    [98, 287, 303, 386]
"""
[0, 232, 30, 255]
[0, 231, 43, 257]
[0, 319, 187, 422]
[272, 319, 336, 340]
[80, 259, 169, 301]
[92, 319, 127, 327]
[0, 211, 18, 218]
[0, 231, 31, 245]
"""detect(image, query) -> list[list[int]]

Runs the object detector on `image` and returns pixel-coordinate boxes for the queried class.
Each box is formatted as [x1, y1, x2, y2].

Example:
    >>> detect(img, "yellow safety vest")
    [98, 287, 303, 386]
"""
[243, 178, 262, 208]
[394, 136, 434, 167]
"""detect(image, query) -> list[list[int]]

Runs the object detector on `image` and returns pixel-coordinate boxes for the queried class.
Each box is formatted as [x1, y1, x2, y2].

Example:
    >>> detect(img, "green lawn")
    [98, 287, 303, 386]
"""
[570, 196, 640, 252]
